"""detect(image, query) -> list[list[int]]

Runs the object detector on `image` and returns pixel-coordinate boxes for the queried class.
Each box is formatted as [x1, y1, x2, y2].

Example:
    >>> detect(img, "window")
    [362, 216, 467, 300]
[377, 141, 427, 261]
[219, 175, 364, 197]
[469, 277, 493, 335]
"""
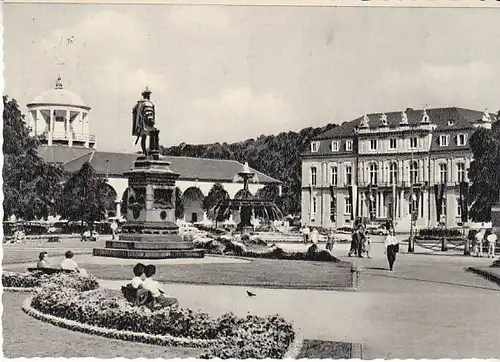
[330, 166, 338, 186]
[330, 197, 336, 222]
[439, 135, 449, 147]
[369, 163, 378, 185]
[389, 138, 397, 150]
[345, 140, 353, 151]
[457, 197, 462, 217]
[345, 165, 352, 186]
[310, 167, 317, 186]
[410, 137, 418, 149]
[457, 162, 466, 182]
[389, 162, 398, 185]
[410, 161, 419, 184]
[457, 134, 466, 146]
[331, 141, 339, 152]
[442, 197, 447, 216]
[345, 197, 352, 215]
[311, 142, 319, 152]
[312, 197, 317, 215]
[439, 163, 448, 184]
[370, 139, 377, 151]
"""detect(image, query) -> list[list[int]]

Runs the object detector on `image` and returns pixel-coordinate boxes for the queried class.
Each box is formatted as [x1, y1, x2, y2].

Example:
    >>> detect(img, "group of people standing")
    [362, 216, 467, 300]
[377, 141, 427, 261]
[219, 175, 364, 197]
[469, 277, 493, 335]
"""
[473, 228, 497, 258]
[348, 226, 371, 258]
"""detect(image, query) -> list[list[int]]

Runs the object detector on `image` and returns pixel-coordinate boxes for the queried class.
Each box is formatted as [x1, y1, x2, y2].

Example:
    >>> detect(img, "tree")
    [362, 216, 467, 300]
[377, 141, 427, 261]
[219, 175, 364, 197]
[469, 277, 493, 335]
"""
[2, 96, 64, 220]
[175, 187, 184, 219]
[57, 162, 109, 235]
[203, 183, 229, 222]
[468, 121, 500, 222]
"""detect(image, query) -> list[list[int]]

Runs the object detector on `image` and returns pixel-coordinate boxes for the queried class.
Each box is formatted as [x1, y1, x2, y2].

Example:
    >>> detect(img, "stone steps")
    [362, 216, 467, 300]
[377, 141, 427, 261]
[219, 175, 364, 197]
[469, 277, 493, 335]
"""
[106, 240, 194, 250]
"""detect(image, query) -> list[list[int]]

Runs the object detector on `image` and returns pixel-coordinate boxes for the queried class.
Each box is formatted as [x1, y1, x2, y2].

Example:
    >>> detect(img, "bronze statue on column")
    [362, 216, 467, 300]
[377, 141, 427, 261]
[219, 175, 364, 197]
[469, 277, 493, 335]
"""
[132, 87, 160, 158]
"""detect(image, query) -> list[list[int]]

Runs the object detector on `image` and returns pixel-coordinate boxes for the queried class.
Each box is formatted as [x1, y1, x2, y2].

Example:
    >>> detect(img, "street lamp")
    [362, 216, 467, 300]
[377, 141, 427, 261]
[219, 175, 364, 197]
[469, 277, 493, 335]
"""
[408, 134, 415, 253]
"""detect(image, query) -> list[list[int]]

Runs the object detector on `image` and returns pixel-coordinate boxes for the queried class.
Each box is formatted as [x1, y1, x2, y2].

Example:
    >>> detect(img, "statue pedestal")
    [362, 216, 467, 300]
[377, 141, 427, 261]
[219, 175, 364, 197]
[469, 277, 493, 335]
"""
[93, 156, 204, 259]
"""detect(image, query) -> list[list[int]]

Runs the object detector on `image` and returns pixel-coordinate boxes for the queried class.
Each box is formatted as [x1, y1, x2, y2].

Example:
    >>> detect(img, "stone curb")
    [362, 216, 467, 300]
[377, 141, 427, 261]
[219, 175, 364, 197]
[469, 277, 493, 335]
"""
[467, 267, 500, 286]
[21, 295, 216, 349]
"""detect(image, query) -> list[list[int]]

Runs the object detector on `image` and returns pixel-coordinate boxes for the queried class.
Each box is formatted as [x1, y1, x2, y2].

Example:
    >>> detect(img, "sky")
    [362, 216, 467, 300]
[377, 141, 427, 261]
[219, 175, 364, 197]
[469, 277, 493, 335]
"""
[3, 4, 500, 153]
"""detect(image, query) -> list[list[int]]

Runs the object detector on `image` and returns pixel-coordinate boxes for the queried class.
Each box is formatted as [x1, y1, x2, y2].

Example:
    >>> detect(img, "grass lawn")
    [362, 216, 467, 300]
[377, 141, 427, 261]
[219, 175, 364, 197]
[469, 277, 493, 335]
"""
[2, 292, 203, 358]
[296, 339, 354, 359]
[80, 258, 354, 290]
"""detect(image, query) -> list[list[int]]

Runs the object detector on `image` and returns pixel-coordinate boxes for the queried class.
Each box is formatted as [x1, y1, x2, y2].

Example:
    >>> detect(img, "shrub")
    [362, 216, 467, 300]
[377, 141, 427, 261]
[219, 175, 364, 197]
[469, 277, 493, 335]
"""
[418, 228, 462, 238]
[2, 270, 50, 288]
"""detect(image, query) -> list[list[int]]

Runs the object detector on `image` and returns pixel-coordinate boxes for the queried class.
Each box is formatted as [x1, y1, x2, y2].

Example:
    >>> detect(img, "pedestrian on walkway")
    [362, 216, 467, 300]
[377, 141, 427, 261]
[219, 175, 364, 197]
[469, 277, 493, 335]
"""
[310, 228, 319, 245]
[384, 229, 399, 271]
[326, 229, 335, 251]
[357, 226, 366, 258]
[364, 231, 372, 258]
[348, 228, 360, 257]
[475, 229, 486, 257]
[486, 229, 497, 258]
[111, 219, 118, 240]
[302, 225, 310, 244]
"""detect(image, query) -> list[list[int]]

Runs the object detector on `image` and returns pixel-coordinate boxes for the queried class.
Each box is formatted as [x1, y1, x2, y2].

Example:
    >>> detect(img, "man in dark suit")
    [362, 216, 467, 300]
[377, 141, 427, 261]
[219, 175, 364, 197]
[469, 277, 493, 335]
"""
[348, 228, 360, 257]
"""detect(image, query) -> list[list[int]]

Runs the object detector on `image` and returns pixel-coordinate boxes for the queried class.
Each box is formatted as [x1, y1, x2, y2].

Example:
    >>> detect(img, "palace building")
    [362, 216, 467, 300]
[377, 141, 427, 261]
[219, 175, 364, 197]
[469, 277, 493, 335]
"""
[301, 107, 495, 231]
[27, 77, 281, 222]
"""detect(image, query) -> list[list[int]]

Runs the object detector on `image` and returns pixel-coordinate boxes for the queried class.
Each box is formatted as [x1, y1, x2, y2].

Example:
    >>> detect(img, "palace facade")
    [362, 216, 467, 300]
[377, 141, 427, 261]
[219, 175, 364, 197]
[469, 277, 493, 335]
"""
[301, 107, 495, 231]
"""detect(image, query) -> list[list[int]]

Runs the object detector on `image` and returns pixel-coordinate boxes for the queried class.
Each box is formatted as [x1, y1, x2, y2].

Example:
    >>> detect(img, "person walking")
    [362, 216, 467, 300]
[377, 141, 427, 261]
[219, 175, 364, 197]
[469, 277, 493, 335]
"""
[348, 228, 360, 257]
[364, 231, 372, 258]
[475, 229, 486, 257]
[384, 229, 399, 271]
[326, 229, 335, 251]
[302, 225, 310, 244]
[111, 219, 119, 240]
[310, 228, 319, 245]
[357, 226, 365, 258]
[487, 230, 497, 258]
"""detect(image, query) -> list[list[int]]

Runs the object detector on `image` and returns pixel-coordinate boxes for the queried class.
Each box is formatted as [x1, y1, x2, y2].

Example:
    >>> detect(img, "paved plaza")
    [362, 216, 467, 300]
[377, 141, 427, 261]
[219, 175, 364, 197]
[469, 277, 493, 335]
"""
[3, 235, 500, 359]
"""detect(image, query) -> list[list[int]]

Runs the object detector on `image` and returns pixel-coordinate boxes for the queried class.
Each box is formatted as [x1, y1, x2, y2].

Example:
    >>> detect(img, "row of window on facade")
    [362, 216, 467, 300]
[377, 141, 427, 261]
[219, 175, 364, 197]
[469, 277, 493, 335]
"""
[310, 134, 467, 153]
[309, 161, 467, 186]
[309, 194, 462, 221]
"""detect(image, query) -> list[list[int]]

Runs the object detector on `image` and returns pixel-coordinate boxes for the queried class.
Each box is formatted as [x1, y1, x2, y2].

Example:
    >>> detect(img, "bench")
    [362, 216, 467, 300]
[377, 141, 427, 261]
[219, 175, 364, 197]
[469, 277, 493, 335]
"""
[27, 267, 75, 275]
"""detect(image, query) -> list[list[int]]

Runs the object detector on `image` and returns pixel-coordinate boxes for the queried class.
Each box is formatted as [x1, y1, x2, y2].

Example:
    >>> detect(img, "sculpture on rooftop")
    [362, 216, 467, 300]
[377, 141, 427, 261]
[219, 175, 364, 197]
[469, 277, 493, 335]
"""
[132, 87, 159, 158]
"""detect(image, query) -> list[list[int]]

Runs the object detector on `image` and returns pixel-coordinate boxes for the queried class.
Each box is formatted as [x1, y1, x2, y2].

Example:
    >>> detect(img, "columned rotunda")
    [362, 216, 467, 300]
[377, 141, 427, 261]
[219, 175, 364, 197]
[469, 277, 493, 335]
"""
[26, 76, 96, 149]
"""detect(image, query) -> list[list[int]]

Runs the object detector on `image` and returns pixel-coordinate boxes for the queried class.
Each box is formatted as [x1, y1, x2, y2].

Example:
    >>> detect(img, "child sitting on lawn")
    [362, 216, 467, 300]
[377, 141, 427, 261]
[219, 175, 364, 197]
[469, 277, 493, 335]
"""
[141, 264, 179, 308]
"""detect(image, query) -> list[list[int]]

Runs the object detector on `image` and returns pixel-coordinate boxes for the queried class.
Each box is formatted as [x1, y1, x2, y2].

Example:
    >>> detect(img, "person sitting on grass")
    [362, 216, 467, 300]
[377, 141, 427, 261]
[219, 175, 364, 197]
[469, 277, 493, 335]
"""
[141, 264, 179, 308]
[60, 250, 81, 273]
[37, 251, 50, 268]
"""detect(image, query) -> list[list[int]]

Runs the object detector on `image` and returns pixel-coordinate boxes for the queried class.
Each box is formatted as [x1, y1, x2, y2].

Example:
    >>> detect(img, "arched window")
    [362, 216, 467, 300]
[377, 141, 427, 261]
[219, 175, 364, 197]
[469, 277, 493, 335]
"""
[369, 163, 378, 185]
[410, 161, 419, 184]
[389, 162, 398, 185]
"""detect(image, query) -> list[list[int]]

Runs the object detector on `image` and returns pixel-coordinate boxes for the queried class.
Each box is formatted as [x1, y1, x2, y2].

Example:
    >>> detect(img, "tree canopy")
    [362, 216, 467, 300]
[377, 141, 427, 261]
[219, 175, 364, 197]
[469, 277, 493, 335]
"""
[468, 120, 500, 222]
[161, 123, 338, 215]
[203, 183, 229, 221]
[57, 162, 110, 229]
[3, 96, 64, 220]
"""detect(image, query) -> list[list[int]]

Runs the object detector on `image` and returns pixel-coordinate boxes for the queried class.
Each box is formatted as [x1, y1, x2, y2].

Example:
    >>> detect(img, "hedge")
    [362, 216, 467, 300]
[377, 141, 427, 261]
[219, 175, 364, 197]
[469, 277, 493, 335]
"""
[2, 271, 99, 291]
[418, 228, 463, 238]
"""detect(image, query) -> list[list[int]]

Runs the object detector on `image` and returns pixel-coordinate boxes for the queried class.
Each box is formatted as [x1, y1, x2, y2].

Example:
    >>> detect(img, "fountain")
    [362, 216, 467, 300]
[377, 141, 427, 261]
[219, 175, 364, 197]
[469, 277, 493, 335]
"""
[210, 162, 283, 234]
[93, 88, 204, 259]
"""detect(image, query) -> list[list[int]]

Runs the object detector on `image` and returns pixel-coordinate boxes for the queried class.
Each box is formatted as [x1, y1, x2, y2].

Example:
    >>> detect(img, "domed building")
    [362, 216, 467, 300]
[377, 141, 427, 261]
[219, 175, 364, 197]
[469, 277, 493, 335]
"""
[26, 76, 95, 148]
[31, 76, 281, 221]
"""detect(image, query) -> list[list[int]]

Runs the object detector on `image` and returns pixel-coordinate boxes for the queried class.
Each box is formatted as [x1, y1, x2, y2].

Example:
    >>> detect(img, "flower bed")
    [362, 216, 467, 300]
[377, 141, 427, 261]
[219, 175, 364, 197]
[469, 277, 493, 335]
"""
[27, 274, 295, 358]
[195, 237, 340, 262]
[2, 270, 99, 291]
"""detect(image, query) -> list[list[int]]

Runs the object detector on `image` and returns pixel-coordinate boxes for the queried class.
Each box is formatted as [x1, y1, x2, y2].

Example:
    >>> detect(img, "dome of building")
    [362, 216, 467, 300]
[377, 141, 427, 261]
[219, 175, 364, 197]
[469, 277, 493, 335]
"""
[28, 76, 89, 109]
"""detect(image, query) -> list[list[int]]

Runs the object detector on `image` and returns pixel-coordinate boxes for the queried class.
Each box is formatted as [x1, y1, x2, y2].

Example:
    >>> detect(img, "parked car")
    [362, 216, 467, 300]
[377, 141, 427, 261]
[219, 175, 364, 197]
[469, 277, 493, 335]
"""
[366, 224, 389, 236]
[335, 226, 354, 234]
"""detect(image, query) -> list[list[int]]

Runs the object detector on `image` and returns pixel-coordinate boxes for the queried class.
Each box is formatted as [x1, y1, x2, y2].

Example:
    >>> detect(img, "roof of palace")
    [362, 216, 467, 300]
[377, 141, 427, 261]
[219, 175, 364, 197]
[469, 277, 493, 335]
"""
[27, 76, 89, 109]
[313, 107, 495, 140]
[39, 145, 281, 184]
